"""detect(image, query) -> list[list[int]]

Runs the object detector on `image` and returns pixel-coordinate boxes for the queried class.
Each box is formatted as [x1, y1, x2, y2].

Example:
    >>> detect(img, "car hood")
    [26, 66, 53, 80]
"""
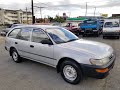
[58, 39, 113, 59]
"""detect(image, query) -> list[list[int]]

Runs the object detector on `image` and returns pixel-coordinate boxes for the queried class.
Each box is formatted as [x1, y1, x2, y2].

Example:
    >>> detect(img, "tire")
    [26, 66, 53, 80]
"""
[96, 33, 99, 37]
[95, 31, 99, 37]
[82, 34, 86, 37]
[117, 36, 119, 39]
[103, 36, 106, 39]
[11, 48, 22, 63]
[60, 60, 83, 84]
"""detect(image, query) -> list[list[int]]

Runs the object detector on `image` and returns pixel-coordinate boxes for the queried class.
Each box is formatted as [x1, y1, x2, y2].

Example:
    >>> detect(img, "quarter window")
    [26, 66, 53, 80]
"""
[8, 28, 21, 38]
[32, 29, 49, 43]
[17, 28, 31, 41]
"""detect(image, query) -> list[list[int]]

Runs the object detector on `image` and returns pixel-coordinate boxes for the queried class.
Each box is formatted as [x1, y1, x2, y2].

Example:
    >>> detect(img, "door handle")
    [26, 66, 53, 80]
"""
[15, 42, 18, 44]
[30, 45, 34, 48]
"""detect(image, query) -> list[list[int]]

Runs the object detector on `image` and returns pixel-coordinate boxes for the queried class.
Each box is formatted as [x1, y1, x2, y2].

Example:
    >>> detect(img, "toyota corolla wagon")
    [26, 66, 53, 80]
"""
[5, 25, 115, 84]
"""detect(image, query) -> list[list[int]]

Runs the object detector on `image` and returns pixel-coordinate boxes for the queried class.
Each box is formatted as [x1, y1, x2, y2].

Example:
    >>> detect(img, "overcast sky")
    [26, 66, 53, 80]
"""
[0, 0, 120, 18]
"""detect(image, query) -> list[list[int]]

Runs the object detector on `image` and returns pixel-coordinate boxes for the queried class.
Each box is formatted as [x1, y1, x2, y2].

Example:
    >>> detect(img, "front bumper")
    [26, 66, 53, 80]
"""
[84, 30, 99, 34]
[80, 56, 115, 78]
[103, 32, 120, 36]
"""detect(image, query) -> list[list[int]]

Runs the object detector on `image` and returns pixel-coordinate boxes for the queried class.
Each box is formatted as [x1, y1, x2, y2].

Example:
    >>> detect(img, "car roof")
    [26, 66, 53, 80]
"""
[14, 25, 60, 30]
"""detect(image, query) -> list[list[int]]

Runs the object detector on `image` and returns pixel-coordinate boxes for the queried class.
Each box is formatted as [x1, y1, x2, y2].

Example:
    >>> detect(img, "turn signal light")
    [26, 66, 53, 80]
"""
[96, 68, 109, 73]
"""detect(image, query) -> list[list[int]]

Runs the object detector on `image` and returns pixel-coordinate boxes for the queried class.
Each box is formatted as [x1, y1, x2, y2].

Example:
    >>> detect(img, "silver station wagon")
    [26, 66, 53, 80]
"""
[5, 25, 116, 84]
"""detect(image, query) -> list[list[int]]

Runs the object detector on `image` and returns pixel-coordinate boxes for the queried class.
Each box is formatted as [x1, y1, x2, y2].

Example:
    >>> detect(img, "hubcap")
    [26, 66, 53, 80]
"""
[63, 65, 77, 81]
[12, 51, 18, 61]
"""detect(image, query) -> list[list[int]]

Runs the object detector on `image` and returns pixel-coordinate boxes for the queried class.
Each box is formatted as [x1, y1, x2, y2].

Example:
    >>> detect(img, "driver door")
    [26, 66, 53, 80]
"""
[29, 28, 54, 66]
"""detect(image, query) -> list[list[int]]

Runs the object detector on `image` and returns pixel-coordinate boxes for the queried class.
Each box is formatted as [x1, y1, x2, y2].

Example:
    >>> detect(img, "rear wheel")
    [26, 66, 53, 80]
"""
[60, 60, 83, 84]
[116, 36, 119, 39]
[11, 49, 22, 63]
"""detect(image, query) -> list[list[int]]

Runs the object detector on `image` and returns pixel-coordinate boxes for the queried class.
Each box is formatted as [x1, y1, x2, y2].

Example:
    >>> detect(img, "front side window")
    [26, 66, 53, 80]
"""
[8, 28, 21, 38]
[113, 22, 119, 27]
[32, 29, 49, 43]
[17, 28, 31, 41]
[46, 28, 79, 44]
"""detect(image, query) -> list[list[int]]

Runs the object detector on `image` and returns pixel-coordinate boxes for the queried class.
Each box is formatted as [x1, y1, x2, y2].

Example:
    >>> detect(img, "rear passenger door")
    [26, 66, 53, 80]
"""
[16, 28, 32, 57]
[29, 28, 54, 66]
[6, 28, 21, 51]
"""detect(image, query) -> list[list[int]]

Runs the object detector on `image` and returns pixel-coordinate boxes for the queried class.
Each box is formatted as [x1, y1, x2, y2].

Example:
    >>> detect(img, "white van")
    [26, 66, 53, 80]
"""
[103, 19, 120, 39]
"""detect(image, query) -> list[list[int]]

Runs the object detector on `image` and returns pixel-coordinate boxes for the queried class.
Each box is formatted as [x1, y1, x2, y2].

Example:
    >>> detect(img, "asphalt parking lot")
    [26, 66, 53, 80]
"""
[0, 35, 120, 90]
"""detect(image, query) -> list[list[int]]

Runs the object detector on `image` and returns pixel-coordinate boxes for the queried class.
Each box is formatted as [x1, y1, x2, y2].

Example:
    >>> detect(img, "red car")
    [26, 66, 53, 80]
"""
[64, 23, 81, 36]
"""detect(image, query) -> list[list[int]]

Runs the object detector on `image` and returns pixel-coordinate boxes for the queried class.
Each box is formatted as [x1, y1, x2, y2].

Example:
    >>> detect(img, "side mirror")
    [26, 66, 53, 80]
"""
[41, 39, 53, 45]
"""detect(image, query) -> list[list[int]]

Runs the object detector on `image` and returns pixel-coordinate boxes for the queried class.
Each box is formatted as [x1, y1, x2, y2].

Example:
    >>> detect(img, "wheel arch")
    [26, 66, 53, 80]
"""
[56, 57, 81, 73]
[9, 47, 16, 56]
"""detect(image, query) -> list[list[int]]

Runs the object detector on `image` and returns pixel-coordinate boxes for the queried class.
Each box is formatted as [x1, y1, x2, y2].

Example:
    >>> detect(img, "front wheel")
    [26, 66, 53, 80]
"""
[60, 60, 83, 84]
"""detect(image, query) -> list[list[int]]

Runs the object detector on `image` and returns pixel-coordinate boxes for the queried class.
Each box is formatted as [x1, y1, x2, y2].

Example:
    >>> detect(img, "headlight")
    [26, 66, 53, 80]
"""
[90, 57, 110, 66]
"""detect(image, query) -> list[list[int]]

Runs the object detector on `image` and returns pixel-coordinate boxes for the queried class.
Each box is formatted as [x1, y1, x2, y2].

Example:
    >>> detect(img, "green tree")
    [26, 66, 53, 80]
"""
[54, 15, 65, 23]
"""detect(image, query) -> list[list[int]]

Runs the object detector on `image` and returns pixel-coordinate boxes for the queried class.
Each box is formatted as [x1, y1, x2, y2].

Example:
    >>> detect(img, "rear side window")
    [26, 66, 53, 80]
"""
[8, 28, 21, 38]
[17, 28, 31, 41]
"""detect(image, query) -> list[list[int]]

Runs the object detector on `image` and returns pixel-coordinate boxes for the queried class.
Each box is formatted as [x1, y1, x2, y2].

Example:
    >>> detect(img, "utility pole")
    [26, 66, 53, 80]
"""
[40, 8, 42, 19]
[85, 2, 87, 17]
[34, 6, 45, 21]
[31, 0, 34, 24]
[94, 7, 96, 17]
[26, 7, 28, 24]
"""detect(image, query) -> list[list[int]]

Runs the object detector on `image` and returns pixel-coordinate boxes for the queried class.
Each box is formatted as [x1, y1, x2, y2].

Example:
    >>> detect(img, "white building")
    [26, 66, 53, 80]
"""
[0, 8, 32, 25]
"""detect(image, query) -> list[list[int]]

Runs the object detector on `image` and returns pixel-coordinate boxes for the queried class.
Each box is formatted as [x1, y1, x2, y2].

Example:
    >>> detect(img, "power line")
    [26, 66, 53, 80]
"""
[34, 6, 46, 19]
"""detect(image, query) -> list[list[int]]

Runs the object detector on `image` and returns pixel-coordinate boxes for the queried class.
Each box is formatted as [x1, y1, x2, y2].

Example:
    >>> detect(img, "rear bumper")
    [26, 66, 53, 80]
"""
[80, 56, 115, 78]
[103, 32, 120, 36]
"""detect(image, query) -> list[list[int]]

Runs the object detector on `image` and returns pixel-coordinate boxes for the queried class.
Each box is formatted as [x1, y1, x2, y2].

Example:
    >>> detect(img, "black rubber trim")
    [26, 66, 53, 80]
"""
[18, 49, 57, 60]
[80, 57, 115, 78]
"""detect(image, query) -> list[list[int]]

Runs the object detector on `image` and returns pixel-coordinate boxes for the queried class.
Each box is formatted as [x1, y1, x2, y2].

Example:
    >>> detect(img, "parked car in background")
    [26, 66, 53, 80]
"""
[5, 25, 115, 84]
[100, 19, 104, 28]
[80, 19, 102, 37]
[103, 19, 120, 39]
[0, 24, 22, 36]
[64, 22, 81, 36]
[52, 22, 62, 26]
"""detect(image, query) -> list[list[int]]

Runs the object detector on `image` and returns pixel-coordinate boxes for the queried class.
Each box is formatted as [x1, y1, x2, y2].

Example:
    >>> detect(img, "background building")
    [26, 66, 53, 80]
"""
[0, 8, 32, 25]
[112, 14, 120, 18]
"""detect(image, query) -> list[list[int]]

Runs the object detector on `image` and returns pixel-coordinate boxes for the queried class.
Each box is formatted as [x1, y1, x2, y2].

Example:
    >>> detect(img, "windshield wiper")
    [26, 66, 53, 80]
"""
[67, 38, 79, 42]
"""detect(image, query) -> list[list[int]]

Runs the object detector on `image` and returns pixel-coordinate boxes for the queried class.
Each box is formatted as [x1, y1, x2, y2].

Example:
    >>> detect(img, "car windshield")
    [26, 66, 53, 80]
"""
[46, 28, 79, 44]
[104, 22, 119, 28]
